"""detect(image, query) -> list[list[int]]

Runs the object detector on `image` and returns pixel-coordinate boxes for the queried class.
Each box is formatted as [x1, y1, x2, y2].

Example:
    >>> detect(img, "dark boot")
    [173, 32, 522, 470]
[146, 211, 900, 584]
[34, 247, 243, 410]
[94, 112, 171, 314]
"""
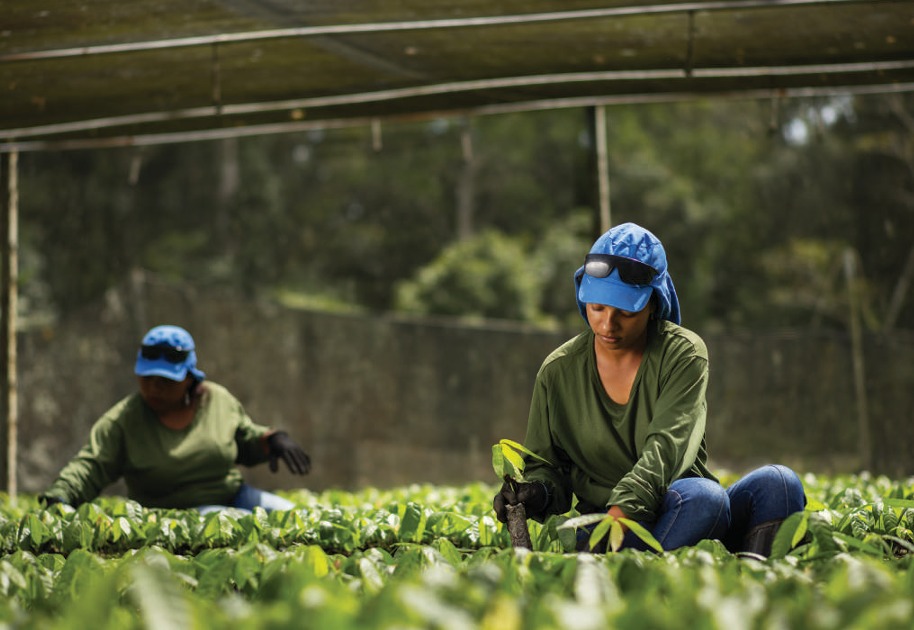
[739, 519, 784, 558]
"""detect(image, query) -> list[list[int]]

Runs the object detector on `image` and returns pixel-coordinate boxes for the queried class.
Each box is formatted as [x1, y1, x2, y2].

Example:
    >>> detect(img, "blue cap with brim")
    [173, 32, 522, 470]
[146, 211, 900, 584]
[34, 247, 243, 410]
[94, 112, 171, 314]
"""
[134, 325, 206, 382]
[573, 222, 681, 325]
[578, 271, 653, 313]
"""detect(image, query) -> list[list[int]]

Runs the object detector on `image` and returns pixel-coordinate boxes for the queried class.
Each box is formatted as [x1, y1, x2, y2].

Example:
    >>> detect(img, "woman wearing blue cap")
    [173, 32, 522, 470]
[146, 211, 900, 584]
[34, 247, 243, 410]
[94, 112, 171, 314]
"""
[41, 325, 310, 512]
[493, 223, 805, 556]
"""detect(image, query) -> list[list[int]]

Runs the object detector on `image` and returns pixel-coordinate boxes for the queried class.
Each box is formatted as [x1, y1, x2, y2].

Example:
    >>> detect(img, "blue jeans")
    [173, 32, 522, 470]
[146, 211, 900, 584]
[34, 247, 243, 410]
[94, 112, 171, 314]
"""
[722, 464, 807, 551]
[577, 477, 730, 552]
[196, 483, 296, 515]
[575, 465, 806, 552]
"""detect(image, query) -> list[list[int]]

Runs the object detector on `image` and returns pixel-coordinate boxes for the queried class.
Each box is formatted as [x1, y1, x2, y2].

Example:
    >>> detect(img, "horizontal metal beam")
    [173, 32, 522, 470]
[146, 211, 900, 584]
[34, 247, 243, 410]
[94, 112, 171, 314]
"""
[4, 80, 913, 154]
[0, 0, 890, 62]
[4, 58, 913, 141]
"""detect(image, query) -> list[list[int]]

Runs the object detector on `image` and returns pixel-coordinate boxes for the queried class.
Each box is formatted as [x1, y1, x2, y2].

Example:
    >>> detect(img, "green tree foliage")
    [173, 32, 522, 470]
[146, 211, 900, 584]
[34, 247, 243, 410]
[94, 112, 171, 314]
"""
[15, 94, 914, 332]
[394, 209, 593, 326]
[395, 230, 541, 322]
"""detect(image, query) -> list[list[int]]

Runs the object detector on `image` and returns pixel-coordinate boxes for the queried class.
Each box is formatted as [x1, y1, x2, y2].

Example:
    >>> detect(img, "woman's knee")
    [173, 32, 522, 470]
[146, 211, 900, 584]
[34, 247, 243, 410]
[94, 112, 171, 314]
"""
[743, 464, 807, 513]
[659, 478, 730, 544]
[772, 465, 806, 510]
[762, 465, 805, 506]
[671, 478, 731, 527]
[672, 477, 728, 504]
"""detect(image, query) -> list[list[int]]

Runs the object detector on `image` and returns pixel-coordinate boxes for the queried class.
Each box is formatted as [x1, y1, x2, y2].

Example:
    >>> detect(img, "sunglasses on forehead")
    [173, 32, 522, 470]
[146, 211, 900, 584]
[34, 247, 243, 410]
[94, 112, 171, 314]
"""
[584, 254, 659, 286]
[140, 344, 190, 363]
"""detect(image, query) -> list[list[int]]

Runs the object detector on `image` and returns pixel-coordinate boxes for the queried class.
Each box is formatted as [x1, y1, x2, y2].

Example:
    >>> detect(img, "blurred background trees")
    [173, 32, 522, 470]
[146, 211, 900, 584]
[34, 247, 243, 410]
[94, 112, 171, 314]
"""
[16, 92, 914, 333]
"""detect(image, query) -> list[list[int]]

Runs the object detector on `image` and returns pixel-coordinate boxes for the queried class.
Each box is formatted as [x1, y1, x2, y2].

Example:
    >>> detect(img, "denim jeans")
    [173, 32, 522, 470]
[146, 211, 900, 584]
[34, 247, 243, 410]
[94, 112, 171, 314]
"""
[196, 483, 296, 515]
[576, 464, 806, 553]
[722, 464, 807, 551]
[577, 476, 730, 552]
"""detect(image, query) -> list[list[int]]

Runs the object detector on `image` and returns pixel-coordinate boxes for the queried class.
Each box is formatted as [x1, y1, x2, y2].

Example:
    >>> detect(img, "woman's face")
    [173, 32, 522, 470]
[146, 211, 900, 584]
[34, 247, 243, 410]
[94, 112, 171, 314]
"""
[138, 375, 191, 414]
[586, 302, 652, 352]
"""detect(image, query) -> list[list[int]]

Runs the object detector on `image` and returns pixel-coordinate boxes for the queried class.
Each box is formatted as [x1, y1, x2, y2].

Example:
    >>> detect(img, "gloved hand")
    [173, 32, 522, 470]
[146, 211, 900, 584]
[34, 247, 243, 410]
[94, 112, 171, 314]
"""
[266, 431, 311, 475]
[492, 480, 548, 523]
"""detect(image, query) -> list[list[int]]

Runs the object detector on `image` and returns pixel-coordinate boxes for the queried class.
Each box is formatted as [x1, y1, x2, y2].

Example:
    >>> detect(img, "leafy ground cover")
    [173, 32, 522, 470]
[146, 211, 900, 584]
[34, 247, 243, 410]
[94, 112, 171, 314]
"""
[0, 473, 912, 629]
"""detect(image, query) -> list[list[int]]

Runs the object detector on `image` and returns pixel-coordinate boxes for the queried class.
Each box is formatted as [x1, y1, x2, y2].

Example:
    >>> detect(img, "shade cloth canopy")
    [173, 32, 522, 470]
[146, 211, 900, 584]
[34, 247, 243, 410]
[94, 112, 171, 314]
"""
[2, 0, 913, 151]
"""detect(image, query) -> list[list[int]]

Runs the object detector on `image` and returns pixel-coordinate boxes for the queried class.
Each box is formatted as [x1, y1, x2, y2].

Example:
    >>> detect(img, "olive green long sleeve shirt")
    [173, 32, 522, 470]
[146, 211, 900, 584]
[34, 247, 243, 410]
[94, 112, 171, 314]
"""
[522, 320, 716, 523]
[45, 382, 273, 508]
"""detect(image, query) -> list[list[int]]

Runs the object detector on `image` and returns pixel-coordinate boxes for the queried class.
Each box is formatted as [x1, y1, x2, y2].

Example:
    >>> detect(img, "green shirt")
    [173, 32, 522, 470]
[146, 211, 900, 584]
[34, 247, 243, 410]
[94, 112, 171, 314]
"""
[45, 382, 272, 508]
[522, 320, 716, 522]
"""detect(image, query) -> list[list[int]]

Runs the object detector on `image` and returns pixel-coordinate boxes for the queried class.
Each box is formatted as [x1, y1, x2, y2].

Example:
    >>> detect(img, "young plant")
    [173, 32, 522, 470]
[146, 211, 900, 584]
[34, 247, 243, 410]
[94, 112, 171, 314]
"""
[491, 438, 550, 549]
[559, 512, 664, 553]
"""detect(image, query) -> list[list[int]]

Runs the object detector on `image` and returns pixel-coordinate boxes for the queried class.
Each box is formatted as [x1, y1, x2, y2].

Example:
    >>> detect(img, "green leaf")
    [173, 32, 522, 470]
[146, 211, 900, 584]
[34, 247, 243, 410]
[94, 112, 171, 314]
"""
[358, 556, 385, 595]
[588, 517, 613, 552]
[501, 446, 525, 478]
[618, 518, 664, 553]
[25, 514, 48, 547]
[477, 515, 494, 547]
[771, 511, 808, 559]
[498, 439, 550, 465]
[493, 439, 551, 483]
[399, 503, 425, 543]
[608, 519, 625, 552]
[805, 498, 827, 511]
[233, 550, 262, 591]
[882, 535, 914, 554]
[128, 563, 191, 630]
[111, 517, 133, 543]
[830, 531, 884, 557]
[883, 498, 914, 509]
[300, 545, 330, 578]
[194, 550, 235, 598]
[491, 444, 506, 479]
[433, 538, 464, 566]
[554, 519, 578, 552]
[0, 559, 27, 595]
[559, 513, 607, 531]
[426, 512, 472, 538]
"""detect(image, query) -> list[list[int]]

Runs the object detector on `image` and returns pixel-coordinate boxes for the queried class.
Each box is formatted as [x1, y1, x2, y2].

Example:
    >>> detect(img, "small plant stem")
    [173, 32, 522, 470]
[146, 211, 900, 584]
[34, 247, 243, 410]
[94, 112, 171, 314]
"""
[506, 503, 533, 549]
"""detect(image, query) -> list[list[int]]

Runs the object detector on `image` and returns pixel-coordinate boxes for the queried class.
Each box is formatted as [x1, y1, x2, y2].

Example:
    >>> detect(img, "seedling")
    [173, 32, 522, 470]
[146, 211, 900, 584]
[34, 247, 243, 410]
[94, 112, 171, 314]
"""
[491, 438, 550, 549]
[559, 511, 664, 553]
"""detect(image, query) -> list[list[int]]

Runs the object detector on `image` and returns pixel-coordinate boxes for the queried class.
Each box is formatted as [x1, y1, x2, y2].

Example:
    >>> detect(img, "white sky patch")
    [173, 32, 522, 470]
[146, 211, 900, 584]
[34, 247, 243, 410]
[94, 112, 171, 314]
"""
[784, 118, 809, 145]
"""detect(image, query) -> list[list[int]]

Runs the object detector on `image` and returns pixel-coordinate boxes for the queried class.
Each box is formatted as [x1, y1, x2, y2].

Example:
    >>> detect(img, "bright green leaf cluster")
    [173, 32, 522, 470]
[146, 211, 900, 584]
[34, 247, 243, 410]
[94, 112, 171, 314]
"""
[491, 438, 550, 482]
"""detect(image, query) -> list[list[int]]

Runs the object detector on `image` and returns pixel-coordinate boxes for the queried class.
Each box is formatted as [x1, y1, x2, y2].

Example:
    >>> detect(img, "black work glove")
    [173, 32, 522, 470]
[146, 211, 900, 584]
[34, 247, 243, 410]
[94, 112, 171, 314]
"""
[492, 480, 549, 523]
[266, 431, 311, 475]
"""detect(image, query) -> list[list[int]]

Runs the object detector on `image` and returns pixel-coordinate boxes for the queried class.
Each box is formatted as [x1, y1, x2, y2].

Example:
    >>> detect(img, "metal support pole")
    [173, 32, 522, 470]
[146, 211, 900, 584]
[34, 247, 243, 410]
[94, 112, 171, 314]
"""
[1, 149, 18, 499]
[593, 106, 612, 232]
[456, 117, 476, 241]
[844, 248, 871, 472]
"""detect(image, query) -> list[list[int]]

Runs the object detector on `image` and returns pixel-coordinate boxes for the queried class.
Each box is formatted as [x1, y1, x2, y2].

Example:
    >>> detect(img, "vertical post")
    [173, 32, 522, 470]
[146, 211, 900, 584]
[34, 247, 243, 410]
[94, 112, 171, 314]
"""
[455, 117, 476, 241]
[883, 244, 914, 332]
[593, 106, 612, 233]
[1, 149, 18, 499]
[371, 119, 383, 152]
[843, 248, 872, 472]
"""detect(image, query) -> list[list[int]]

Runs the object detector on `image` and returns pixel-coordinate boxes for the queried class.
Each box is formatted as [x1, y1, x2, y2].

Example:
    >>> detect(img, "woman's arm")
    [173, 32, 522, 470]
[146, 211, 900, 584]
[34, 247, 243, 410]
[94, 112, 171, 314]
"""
[520, 372, 574, 517]
[43, 411, 127, 506]
[607, 351, 709, 521]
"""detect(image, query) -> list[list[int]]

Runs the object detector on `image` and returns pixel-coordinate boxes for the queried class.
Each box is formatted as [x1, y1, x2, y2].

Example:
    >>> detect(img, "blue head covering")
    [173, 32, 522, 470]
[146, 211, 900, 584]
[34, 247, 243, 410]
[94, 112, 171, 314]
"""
[574, 222, 681, 324]
[134, 325, 206, 382]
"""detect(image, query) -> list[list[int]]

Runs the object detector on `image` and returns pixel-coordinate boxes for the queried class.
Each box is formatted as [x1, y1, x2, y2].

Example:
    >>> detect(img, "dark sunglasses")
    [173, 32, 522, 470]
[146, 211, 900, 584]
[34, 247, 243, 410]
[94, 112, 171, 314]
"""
[584, 254, 658, 286]
[140, 344, 190, 363]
